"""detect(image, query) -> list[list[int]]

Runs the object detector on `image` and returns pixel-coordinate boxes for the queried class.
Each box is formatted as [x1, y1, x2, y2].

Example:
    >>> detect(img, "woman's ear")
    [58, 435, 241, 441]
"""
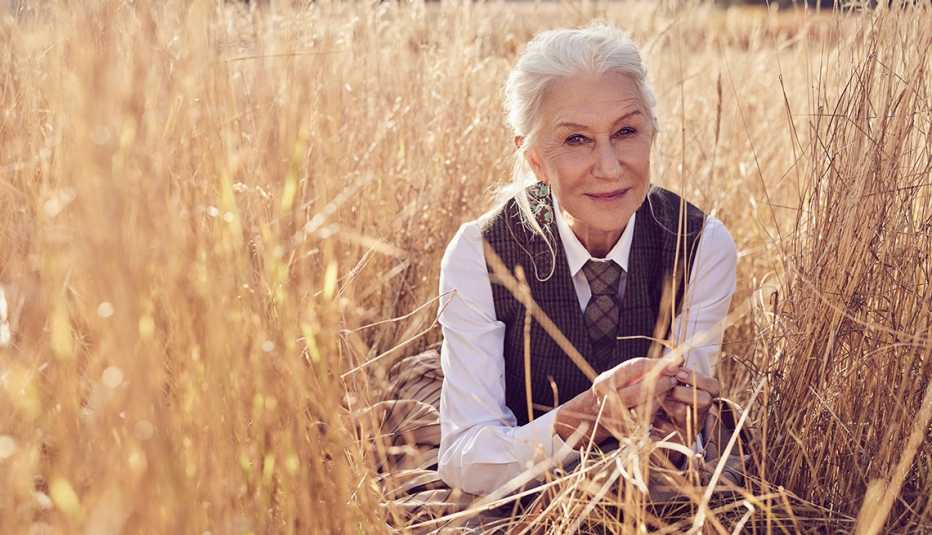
[523, 147, 547, 183]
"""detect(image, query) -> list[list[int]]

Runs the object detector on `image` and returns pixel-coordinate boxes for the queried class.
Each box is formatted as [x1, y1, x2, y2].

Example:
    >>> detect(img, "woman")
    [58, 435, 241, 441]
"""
[437, 24, 737, 496]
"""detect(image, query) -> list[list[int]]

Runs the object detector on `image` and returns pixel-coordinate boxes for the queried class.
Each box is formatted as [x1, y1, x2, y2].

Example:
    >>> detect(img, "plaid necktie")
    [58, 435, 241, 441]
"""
[582, 260, 626, 360]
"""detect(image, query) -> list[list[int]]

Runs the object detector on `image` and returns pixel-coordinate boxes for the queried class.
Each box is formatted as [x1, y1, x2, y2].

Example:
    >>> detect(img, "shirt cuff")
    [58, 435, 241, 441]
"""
[512, 410, 582, 473]
[693, 432, 705, 457]
[673, 432, 705, 470]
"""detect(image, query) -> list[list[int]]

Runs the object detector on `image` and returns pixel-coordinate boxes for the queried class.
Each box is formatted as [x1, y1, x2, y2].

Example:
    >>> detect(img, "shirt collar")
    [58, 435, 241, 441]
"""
[552, 194, 636, 277]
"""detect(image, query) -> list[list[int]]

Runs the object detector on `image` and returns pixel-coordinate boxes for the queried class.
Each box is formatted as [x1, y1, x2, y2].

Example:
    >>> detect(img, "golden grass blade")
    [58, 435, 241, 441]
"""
[853, 371, 932, 535]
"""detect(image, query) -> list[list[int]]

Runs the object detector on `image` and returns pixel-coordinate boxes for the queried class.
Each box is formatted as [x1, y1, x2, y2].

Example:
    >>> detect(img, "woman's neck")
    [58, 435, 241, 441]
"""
[562, 209, 624, 258]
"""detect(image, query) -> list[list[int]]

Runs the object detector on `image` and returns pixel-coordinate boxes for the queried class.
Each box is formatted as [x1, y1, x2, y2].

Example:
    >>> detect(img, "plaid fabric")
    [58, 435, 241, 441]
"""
[582, 260, 625, 360]
[480, 186, 707, 426]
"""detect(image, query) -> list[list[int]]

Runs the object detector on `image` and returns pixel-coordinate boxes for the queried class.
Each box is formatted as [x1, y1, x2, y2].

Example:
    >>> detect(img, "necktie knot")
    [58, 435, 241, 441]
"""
[582, 260, 623, 297]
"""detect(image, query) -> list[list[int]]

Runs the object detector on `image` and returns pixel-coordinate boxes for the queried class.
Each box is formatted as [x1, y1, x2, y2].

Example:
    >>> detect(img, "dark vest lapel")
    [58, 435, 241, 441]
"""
[527, 206, 594, 367]
[610, 203, 663, 367]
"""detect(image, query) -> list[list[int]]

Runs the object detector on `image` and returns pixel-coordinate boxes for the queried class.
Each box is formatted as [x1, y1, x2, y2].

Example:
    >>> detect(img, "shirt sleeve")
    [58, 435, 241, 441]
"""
[664, 216, 737, 450]
[667, 215, 738, 377]
[436, 221, 579, 496]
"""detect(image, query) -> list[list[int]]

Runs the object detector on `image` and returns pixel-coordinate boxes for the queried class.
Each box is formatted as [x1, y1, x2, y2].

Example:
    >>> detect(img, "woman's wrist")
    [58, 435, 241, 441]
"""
[554, 388, 603, 448]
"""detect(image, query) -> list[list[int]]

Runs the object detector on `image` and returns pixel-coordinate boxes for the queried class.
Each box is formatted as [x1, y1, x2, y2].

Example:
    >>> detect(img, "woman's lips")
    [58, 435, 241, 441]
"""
[585, 187, 630, 201]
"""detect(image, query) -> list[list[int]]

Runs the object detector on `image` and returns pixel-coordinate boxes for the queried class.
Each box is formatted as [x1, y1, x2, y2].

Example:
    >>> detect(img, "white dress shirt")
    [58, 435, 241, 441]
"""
[436, 195, 738, 495]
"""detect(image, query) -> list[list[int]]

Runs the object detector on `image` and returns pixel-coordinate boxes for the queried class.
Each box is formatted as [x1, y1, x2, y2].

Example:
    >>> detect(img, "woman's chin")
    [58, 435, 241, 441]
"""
[572, 214, 630, 239]
[587, 207, 636, 231]
[563, 195, 639, 234]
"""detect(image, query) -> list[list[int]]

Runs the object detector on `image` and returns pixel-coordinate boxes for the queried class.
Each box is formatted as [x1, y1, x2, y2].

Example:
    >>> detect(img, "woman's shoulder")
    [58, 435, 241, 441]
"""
[442, 198, 521, 259]
[701, 214, 733, 239]
[440, 218, 486, 273]
[642, 187, 734, 247]
[696, 214, 738, 273]
[444, 217, 482, 249]
[438, 217, 497, 307]
[644, 186, 707, 224]
[698, 212, 736, 248]
[440, 194, 529, 283]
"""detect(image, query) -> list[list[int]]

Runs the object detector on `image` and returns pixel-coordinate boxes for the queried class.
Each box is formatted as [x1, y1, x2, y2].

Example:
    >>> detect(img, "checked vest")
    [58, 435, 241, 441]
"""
[480, 186, 706, 426]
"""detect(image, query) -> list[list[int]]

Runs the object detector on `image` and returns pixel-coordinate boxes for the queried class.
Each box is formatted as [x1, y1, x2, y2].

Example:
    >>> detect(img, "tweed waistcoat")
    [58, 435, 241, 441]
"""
[480, 186, 706, 426]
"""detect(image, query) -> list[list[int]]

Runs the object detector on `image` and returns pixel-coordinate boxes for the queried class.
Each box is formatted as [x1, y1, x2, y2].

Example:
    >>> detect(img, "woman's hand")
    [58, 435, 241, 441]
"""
[592, 357, 681, 431]
[652, 368, 720, 465]
[555, 358, 680, 447]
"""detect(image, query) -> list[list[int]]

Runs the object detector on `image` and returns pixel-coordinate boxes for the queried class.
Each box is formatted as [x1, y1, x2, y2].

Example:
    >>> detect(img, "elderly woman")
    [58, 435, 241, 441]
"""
[436, 24, 737, 496]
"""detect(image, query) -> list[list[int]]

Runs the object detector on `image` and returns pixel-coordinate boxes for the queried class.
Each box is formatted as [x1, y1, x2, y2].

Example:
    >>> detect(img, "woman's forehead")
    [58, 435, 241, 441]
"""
[541, 72, 644, 130]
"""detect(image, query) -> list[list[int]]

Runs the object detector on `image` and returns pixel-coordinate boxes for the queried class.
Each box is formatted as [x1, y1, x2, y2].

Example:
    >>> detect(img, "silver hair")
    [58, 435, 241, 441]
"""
[497, 23, 659, 266]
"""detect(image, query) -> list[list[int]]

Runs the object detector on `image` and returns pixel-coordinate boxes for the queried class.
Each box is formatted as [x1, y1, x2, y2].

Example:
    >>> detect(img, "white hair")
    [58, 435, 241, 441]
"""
[498, 23, 659, 256]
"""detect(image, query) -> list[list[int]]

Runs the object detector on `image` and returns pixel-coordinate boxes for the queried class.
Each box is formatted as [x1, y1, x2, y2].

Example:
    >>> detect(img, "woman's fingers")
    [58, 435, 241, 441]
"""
[592, 360, 687, 428]
[661, 386, 713, 435]
[594, 376, 676, 418]
[668, 385, 712, 407]
[596, 358, 681, 393]
[661, 398, 689, 425]
[657, 369, 719, 433]
[675, 369, 720, 397]
[617, 375, 677, 408]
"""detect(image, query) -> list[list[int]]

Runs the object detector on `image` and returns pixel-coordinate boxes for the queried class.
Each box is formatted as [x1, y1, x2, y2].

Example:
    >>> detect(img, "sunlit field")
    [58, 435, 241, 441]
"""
[1, 0, 929, 533]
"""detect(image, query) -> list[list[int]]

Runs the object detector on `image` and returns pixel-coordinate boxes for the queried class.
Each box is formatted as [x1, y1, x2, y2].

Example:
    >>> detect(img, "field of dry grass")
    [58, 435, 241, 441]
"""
[0, 0, 929, 533]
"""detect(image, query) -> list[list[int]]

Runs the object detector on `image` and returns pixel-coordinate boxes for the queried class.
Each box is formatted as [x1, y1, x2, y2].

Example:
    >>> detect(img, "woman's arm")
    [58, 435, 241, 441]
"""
[437, 221, 580, 495]
[660, 216, 738, 450]
[437, 218, 696, 494]
[669, 216, 738, 376]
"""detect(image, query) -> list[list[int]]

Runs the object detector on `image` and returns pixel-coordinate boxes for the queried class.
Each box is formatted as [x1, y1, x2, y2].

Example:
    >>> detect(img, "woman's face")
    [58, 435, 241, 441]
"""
[524, 71, 653, 254]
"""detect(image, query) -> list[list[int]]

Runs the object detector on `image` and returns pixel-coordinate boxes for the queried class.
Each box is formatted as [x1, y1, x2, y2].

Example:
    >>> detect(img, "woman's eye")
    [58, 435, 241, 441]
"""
[564, 134, 589, 146]
[613, 127, 636, 138]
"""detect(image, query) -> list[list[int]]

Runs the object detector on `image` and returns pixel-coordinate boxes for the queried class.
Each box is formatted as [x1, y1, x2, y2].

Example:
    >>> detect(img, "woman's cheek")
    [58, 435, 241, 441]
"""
[553, 151, 590, 183]
[630, 139, 653, 172]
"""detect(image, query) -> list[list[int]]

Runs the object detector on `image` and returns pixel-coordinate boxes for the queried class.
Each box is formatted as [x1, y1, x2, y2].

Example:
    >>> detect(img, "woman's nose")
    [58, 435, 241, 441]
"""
[592, 140, 623, 179]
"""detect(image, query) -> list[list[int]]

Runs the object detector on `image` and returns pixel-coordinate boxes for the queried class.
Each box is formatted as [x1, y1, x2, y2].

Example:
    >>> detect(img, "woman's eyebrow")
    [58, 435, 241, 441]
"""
[554, 110, 643, 131]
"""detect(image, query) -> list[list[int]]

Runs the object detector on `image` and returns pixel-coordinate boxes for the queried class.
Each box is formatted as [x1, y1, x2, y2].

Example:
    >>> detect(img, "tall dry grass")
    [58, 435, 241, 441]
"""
[0, 0, 928, 533]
